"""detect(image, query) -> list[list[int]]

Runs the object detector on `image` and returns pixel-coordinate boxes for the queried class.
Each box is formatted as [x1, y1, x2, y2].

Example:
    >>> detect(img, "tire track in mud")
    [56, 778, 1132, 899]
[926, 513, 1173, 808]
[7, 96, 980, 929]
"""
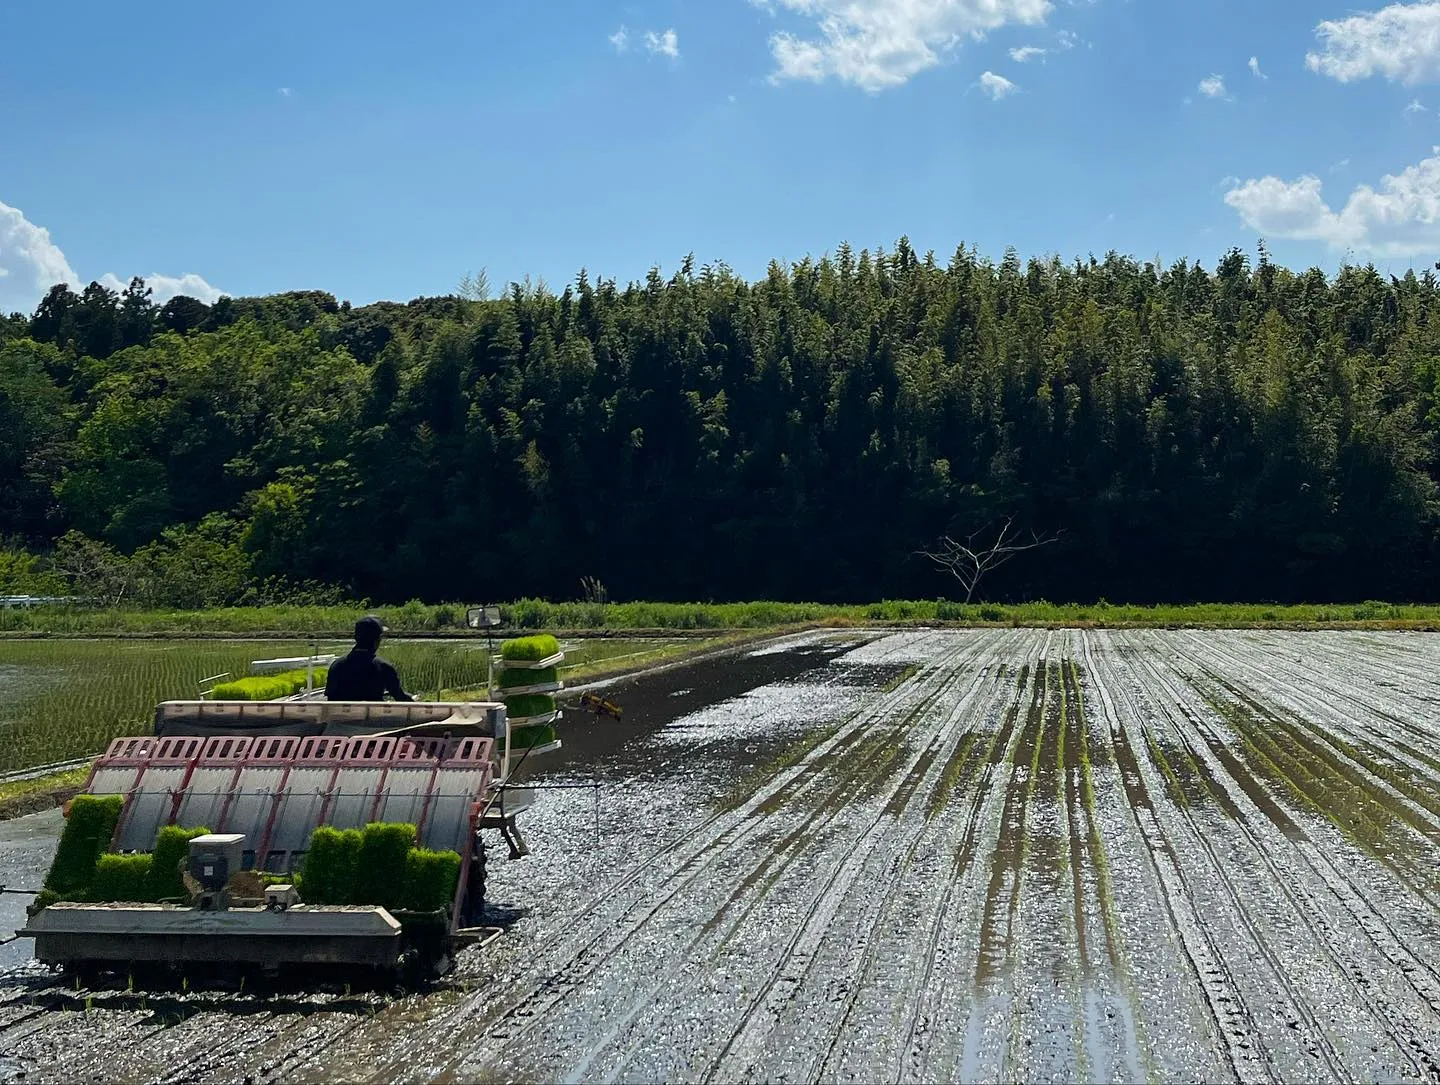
[12, 992, 378, 1085]
[1159, 636, 1440, 1075]
[890, 650, 1040, 1084]
[888, 654, 1044, 1084]
[1081, 636, 1273, 1084]
[499, 633, 1024, 1085]
[1059, 651, 1146, 1085]
[1182, 634, 1440, 889]
[961, 635, 1145, 1084]
[1131, 639, 1440, 1083]
[360, 632, 1007, 1084]
[953, 643, 1062, 1083]
[698, 636, 1039, 1085]
[972, 646, 1051, 990]
[1182, 634, 1440, 958]
[1121, 640, 1398, 1082]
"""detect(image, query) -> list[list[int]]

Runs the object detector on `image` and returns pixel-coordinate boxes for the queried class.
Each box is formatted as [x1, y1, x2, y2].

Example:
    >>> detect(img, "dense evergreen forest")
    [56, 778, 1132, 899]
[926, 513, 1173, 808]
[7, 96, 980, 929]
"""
[2, 240, 1438, 606]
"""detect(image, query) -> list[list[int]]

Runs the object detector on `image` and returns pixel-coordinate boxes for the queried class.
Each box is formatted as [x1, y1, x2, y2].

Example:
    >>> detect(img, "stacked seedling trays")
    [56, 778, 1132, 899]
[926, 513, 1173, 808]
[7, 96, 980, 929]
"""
[496, 635, 564, 756]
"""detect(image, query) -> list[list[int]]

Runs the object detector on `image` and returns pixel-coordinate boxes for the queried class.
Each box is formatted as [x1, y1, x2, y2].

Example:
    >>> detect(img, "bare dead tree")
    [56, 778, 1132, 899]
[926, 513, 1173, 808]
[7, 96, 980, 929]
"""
[919, 518, 1062, 603]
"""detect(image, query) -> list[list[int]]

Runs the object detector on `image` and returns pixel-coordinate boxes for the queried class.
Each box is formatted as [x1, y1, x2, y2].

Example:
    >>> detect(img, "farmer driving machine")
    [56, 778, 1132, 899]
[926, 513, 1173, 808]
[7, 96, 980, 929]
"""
[16, 628, 572, 986]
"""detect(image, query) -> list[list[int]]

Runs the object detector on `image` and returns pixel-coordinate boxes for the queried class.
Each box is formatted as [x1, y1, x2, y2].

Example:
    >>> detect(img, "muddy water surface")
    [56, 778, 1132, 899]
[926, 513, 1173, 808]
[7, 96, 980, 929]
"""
[7, 629, 1440, 1083]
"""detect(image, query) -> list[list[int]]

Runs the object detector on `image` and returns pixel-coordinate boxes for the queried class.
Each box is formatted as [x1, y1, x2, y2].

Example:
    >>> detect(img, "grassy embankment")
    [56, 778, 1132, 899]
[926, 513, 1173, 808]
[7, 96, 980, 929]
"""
[5, 598, 1440, 637]
[0, 766, 90, 820]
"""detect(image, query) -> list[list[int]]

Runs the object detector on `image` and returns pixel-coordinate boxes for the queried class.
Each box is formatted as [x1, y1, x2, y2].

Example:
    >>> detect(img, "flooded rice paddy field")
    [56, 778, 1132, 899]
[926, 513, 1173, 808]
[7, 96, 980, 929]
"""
[6, 628, 1440, 1082]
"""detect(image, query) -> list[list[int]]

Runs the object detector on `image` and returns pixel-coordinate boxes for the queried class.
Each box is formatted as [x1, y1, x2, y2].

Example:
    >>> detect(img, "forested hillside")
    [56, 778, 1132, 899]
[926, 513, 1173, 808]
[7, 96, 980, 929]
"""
[3, 241, 1438, 606]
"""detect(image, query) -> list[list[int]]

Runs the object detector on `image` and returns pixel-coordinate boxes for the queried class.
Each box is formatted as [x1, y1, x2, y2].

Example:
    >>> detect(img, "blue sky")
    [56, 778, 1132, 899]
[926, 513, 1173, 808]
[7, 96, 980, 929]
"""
[3, 0, 1440, 312]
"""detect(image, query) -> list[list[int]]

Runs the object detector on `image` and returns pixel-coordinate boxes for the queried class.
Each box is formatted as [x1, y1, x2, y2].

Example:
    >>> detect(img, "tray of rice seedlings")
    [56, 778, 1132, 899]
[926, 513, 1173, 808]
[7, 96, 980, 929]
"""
[503, 691, 559, 724]
[496, 667, 563, 697]
[510, 723, 559, 752]
[209, 667, 328, 701]
[499, 635, 564, 671]
[496, 637, 564, 755]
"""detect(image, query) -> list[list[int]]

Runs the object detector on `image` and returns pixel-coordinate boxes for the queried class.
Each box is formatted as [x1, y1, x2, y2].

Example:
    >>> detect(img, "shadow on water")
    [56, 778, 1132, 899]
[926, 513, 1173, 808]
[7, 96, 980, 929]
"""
[528, 635, 890, 780]
[476, 901, 527, 929]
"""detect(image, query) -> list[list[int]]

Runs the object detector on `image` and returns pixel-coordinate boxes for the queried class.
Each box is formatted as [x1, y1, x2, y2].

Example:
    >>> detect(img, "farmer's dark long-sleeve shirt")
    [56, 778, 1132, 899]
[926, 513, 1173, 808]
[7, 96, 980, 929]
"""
[324, 648, 414, 702]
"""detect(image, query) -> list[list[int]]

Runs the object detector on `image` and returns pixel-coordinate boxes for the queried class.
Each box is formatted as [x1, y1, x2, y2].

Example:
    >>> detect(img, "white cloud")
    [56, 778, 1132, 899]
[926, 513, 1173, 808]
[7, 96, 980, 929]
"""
[761, 0, 1052, 92]
[278, 87, 293, 97]
[645, 28, 680, 58]
[1408, 97, 1429, 112]
[98, 272, 226, 306]
[610, 26, 629, 52]
[1010, 45, 1046, 62]
[1224, 148, 1440, 257]
[0, 199, 80, 313]
[1057, 29, 1078, 50]
[1199, 74, 1227, 98]
[0, 197, 224, 314]
[1249, 56, 1266, 80]
[978, 70, 1018, 98]
[1307, 2, 1440, 85]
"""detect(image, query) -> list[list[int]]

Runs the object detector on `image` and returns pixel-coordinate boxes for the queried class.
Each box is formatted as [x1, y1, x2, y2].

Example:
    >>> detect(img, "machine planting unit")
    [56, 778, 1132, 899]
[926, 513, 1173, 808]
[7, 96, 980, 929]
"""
[17, 635, 569, 984]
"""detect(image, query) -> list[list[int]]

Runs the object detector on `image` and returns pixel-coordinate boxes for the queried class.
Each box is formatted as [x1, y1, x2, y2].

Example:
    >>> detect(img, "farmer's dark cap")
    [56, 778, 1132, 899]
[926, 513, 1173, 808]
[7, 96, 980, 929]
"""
[355, 615, 389, 641]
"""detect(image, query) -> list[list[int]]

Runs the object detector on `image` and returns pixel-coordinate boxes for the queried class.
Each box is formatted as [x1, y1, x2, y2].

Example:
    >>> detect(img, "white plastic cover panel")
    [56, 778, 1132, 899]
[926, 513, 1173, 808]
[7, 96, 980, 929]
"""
[82, 731, 495, 870]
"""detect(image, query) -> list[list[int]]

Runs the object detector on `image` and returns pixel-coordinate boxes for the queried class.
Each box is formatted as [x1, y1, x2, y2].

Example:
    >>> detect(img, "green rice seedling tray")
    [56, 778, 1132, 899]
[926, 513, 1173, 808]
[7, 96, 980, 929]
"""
[503, 693, 555, 719]
[510, 723, 558, 751]
[149, 826, 211, 901]
[507, 708, 561, 728]
[497, 652, 564, 671]
[44, 794, 125, 900]
[499, 678, 564, 697]
[355, 822, 417, 912]
[500, 634, 561, 662]
[91, 853, 154, 902]
[403, 848, 462, 912]
[497, 666, 559, 688]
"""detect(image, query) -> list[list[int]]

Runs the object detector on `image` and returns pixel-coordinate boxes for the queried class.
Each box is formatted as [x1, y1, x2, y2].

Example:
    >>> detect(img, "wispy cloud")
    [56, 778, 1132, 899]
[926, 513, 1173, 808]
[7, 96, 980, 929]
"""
[1407, 97, 1429, 113]
[1199, 74, 1228, 99]
[609, 26, 629, 52]
[1009, 45, 1047, 63]
[979, 71, 1018, 99]
[645, 29, 680, 59]
[98, 272, 227, 305]
[1249, 56, 1266, 80]
[761, 0, 1051, 92]
[1307, 1, 1440, 85]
